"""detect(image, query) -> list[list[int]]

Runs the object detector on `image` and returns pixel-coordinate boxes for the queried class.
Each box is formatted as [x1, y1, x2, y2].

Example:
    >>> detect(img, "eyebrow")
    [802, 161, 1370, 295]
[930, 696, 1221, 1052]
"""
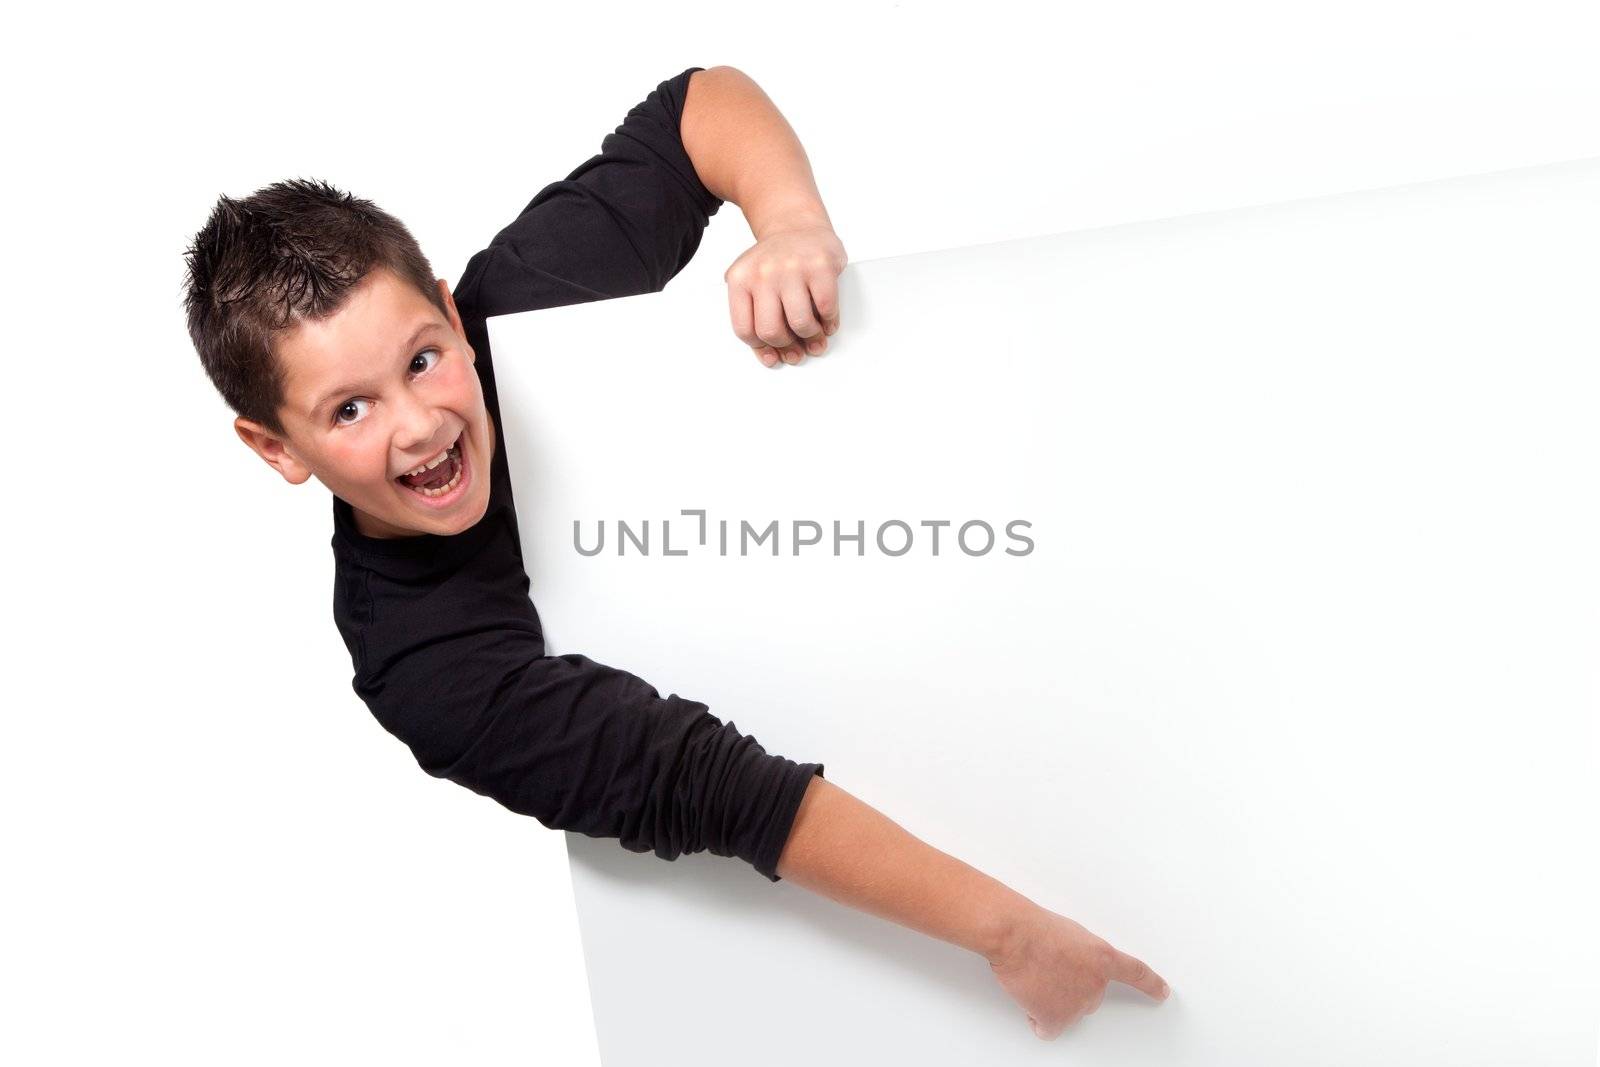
[311, 321, 442, 419]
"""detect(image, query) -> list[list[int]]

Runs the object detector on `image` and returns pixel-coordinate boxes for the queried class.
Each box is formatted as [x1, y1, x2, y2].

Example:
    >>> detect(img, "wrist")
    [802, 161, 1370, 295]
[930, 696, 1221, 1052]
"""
[985, 893, 1044, 967]
[746, 197, 834, 242]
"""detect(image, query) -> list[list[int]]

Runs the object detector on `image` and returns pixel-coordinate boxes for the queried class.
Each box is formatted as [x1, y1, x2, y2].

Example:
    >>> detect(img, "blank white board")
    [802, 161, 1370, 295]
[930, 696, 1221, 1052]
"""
[490, 158, 1598, 1065]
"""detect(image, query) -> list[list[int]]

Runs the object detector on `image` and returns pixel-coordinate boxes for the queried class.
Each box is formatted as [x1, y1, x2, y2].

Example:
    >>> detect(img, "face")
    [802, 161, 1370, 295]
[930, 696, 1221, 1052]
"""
[235, 267, 495, 539]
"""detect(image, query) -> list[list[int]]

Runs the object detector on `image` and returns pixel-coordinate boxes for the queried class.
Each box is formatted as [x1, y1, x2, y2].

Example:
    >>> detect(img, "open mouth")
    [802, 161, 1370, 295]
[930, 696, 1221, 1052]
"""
[394, 432, 467, 503]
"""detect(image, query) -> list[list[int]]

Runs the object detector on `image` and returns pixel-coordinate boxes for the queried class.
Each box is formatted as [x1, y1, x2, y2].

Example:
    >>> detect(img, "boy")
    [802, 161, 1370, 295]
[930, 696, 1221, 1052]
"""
[183, 66, 1168, 1040]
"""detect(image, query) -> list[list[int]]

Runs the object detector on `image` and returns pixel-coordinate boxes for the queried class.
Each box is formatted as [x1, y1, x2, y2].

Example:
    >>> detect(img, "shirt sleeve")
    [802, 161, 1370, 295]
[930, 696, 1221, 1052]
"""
[344, 562, 824, 883]
[459, 66, 725, 319]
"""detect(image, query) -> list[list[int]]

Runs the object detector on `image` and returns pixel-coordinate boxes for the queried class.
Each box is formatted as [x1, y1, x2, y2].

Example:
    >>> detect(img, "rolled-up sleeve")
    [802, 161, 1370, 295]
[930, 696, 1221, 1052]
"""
[465, 66, 724, 317]
[348, 583, 823, 883]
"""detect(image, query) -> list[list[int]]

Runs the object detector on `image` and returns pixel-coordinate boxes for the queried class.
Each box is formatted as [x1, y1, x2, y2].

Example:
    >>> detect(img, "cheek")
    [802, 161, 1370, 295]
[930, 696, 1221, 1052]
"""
[439, 347, 476, 384]
[325, 436, 389, 484]
[445, 359, 480, 400]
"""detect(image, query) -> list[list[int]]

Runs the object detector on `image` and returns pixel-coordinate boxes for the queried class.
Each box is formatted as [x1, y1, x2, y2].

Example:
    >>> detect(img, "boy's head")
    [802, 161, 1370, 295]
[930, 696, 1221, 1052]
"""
[183, 178, 494, 540]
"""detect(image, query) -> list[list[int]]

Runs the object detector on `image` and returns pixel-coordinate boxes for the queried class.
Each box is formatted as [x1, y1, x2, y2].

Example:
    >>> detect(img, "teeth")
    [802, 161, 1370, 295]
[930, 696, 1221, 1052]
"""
[406, 452, 464, 498]
[401, 440, 458, 478]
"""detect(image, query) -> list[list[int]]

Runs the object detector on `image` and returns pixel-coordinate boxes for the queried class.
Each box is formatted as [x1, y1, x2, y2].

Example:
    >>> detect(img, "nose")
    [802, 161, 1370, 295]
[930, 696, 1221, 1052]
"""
[393, 388, 446, 457]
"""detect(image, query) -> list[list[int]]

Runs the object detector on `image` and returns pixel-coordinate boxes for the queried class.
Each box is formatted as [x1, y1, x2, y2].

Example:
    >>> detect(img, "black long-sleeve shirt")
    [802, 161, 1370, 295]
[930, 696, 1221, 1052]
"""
[329, 67, 825, 882]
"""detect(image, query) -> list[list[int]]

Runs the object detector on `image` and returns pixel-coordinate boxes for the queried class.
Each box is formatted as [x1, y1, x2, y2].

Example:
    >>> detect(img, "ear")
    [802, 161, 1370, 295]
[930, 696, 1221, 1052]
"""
[437, 278, 475, 365]
[234, 416, 314, 485]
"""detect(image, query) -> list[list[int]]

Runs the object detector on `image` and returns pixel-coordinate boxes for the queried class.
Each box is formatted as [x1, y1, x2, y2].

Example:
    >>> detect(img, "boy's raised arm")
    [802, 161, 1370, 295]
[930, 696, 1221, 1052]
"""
[455, 66, 846, 369]
[458, 68, 724, 319]
[680, 66, 848, 368]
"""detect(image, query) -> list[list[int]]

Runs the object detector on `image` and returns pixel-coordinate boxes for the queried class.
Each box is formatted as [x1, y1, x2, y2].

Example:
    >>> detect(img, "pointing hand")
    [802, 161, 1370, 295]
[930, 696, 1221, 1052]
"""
[987, 903, 1172, 1040]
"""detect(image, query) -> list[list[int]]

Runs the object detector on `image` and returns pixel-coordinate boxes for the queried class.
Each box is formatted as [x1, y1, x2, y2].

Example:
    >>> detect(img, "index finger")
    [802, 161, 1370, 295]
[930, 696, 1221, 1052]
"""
[1108, 949, 1171, 1001]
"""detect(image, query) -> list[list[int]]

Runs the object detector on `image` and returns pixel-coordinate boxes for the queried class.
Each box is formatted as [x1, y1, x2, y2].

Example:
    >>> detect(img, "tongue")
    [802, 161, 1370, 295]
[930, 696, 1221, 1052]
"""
[401, 452, 455, 491]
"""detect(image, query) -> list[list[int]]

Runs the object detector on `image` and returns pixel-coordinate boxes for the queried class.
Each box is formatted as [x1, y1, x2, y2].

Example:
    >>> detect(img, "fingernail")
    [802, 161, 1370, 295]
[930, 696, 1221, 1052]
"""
[807, 340, 823, 355]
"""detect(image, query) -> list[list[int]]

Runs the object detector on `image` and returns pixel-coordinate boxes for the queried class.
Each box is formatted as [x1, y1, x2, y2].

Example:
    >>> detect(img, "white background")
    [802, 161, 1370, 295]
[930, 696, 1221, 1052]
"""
[5, 1, 1597, 1062]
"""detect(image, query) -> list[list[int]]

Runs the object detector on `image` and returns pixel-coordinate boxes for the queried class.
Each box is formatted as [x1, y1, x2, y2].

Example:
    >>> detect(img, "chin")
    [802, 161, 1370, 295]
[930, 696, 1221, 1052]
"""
[436, 501, 486, 536]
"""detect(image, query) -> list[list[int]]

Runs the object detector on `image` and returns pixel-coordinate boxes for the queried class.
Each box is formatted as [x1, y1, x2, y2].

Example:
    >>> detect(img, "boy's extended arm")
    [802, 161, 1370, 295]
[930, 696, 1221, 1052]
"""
[775, 775, 1172, 1040]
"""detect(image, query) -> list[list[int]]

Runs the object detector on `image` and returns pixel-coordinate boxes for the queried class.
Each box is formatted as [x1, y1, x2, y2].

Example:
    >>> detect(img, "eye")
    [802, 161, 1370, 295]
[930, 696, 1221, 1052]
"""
[333, 397, 370, 427]
[410, 347, 442, 375]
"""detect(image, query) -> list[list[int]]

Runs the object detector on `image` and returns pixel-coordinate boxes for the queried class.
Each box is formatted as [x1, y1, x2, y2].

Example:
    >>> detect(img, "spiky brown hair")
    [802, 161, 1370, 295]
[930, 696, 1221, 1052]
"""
[182, 178, 447, 437]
